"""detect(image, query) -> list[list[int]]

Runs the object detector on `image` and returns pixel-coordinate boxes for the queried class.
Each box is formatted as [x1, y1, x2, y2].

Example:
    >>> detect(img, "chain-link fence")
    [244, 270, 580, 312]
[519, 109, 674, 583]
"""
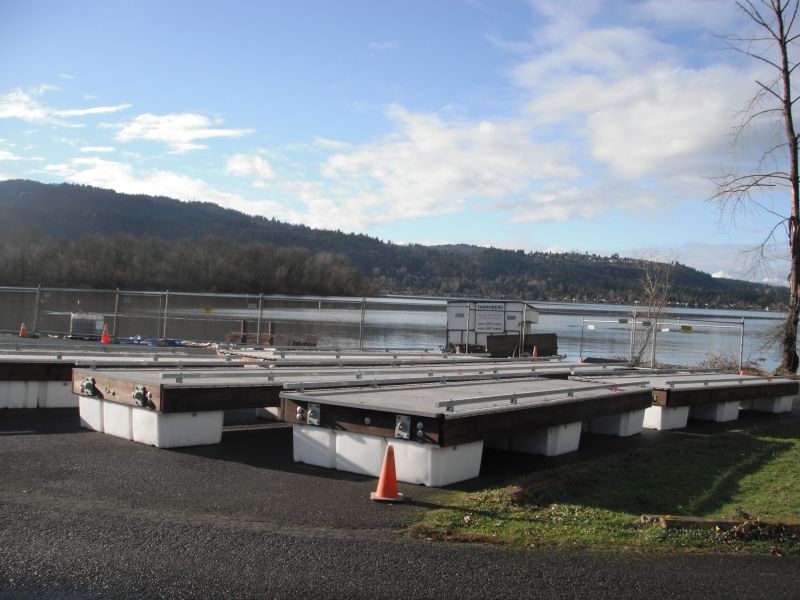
[0, 286, 446, 349]
[578, 314, 746, 369]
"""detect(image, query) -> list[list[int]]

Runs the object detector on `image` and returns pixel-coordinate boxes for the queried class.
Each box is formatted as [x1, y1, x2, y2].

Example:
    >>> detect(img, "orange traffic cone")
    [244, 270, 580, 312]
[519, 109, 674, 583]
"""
[532, 345, 539, 358]
[18, 322, 27, 338]
[739, 368, 746, 376]
[100, 323, 110, 344]
[370, 445, 404, 503]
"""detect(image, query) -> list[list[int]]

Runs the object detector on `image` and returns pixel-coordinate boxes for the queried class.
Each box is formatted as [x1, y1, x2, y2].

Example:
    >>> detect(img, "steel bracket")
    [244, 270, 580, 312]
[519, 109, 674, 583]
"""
[395, 414, 411, 439]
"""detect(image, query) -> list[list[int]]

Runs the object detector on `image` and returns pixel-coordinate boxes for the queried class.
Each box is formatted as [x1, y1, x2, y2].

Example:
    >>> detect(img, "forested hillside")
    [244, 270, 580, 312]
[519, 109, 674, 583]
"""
[0, 180, 787, 308]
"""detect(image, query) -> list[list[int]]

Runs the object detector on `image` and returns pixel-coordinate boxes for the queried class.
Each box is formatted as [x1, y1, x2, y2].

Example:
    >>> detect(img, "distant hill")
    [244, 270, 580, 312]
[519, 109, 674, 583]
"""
[0, 179, 389, 269]
[0, 179, 787, 308]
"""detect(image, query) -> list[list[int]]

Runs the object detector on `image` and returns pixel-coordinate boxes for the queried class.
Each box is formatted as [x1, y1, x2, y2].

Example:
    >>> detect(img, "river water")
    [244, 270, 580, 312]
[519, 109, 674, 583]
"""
[0, 288, 786, 371]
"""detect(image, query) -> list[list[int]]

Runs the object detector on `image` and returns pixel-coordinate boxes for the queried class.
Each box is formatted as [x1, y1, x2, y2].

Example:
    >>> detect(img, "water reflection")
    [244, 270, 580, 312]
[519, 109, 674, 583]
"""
[0, 290, 786, 370]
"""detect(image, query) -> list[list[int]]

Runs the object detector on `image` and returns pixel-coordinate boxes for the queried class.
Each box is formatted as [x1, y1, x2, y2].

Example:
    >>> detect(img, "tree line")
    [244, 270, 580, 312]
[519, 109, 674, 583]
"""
[0, 180, 789, 309]
[0, 232, 374, 296]
[0, 231, 787, 309]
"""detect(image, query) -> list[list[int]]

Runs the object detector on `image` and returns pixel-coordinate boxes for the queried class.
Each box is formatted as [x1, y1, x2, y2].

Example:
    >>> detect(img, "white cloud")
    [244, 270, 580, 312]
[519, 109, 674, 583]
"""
[0, 150, 22, 161]
[115, 113, 254, 153]
[225, 153, 274, 180]
[475, 0, 770, 228]
[369, 41, 400, 51]
[59, 73, 75, 80]
[633, 241, 790, 283]
[302, 105, 579, 230]
[42, 156, 289, 220]
[251, 2, 760, 234]
[634, 0, 739, 31]
[0, 86, 129, 125]
[484, 33, 534, 53]
[80, 146, 114, 153]
[313, 137, 351, 150]
[0, 88, 50, 122]
[525, 63, 745, 180]
[508, 182, 637, 223]
[55, 104, 131, 117]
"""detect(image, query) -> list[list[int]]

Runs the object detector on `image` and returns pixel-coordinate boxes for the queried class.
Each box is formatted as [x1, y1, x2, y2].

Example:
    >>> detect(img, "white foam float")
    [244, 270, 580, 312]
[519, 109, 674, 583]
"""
[132, 408, 224, 448]
[643, 405, 690, 431]
[102, 401, 133, 440]
[741, 396, 794, 414]
[588, 409, 645, 437]
[690, 401, 739, 422]
[293, 425, 484, 486]
[510, 421, 582, 456]
[293, 425, 337, 468]
[79, 396, 104, 432]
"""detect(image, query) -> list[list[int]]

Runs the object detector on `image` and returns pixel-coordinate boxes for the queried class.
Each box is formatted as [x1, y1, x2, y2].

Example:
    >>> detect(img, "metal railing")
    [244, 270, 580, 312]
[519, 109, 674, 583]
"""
[435, 380, 650, 412]
[0, 285, 446, 350]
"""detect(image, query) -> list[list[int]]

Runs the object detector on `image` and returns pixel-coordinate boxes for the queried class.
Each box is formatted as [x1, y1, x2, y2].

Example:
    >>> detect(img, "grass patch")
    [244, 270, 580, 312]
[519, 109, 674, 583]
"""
[409, 419, 800, 554]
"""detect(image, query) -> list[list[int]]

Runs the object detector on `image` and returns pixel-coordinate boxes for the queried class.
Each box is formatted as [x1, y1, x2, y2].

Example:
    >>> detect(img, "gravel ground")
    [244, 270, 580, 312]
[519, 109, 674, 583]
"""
[2, 408, 799, 600]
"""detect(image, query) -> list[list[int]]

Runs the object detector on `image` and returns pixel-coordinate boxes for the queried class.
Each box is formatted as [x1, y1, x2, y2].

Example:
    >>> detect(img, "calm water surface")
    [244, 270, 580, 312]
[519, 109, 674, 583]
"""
[0, 289, 786, 370]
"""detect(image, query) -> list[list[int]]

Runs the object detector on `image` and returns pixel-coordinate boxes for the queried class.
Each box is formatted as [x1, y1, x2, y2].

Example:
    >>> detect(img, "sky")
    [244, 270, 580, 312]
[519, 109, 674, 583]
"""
[0, 0, 795, 283]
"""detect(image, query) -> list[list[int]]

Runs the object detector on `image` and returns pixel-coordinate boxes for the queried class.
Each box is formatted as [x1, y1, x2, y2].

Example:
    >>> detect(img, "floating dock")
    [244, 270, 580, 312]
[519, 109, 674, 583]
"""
[7, 339, 798, 487]
[0, 341, 627, 411]
[220, 347, 531, 367]
[570, 372, 798, 430]
[69, 361, 645, 454]
[0, 349, 245, 409]
[281, 377, 653, 485]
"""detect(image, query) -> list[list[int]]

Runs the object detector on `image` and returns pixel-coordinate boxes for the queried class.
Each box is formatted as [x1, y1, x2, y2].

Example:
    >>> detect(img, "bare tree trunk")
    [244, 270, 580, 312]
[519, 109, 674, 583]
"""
[714, 0, 800, 372]
[630, 258, 673, 367]
[776, 1, 800, 372]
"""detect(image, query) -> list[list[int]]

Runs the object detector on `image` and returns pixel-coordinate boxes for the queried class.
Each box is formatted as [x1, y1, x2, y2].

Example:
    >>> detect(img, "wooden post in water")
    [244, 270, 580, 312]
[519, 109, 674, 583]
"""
[162, 290, 170, 339]
[465, 304, 471, 355]
[579, 316, 585, 361]
[359, 297, 366, 351]
[112, 288, 120, 337]
[32, 284, 41, 334]
[256, 293, 263, 346]
[739, 317, 745, 373]
[156, 293, 163, 339]
[629, 309, 636, 362]
[651, 317, 657, 369]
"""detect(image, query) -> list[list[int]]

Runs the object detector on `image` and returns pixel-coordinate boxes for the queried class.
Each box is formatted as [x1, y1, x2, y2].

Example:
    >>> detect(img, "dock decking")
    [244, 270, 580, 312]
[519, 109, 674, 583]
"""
[4, 341, 798, 487]
[570, 372, 799, 429]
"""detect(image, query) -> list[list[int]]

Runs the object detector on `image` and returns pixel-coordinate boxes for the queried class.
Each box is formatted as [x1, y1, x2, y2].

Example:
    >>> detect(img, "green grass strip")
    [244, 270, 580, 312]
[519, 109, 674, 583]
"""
[409, 419, 800, 554]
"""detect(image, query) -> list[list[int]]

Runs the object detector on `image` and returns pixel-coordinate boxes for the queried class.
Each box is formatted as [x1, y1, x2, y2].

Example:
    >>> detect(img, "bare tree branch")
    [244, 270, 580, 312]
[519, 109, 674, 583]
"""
[713, 0, 800, 372]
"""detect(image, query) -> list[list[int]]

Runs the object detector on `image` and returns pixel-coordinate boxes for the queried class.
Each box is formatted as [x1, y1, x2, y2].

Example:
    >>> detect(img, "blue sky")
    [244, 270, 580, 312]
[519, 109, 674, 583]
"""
[0, 0, 793, 282]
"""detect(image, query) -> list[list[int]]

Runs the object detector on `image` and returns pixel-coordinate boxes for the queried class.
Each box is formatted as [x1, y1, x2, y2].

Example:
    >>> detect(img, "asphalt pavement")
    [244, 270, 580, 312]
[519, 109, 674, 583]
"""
[1, 408, 799, 600]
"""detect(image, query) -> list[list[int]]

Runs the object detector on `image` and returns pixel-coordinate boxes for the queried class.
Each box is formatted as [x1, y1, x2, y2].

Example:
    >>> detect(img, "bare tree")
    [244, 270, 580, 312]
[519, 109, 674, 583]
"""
[712, 0, 800, 372]
[631, 258, 674, 367]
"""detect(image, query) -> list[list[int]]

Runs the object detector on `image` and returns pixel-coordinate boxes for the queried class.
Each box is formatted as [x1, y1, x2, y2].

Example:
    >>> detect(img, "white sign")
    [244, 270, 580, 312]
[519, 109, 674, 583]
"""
[473, 302, 506, 333]
[476, 302, 504, 312]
